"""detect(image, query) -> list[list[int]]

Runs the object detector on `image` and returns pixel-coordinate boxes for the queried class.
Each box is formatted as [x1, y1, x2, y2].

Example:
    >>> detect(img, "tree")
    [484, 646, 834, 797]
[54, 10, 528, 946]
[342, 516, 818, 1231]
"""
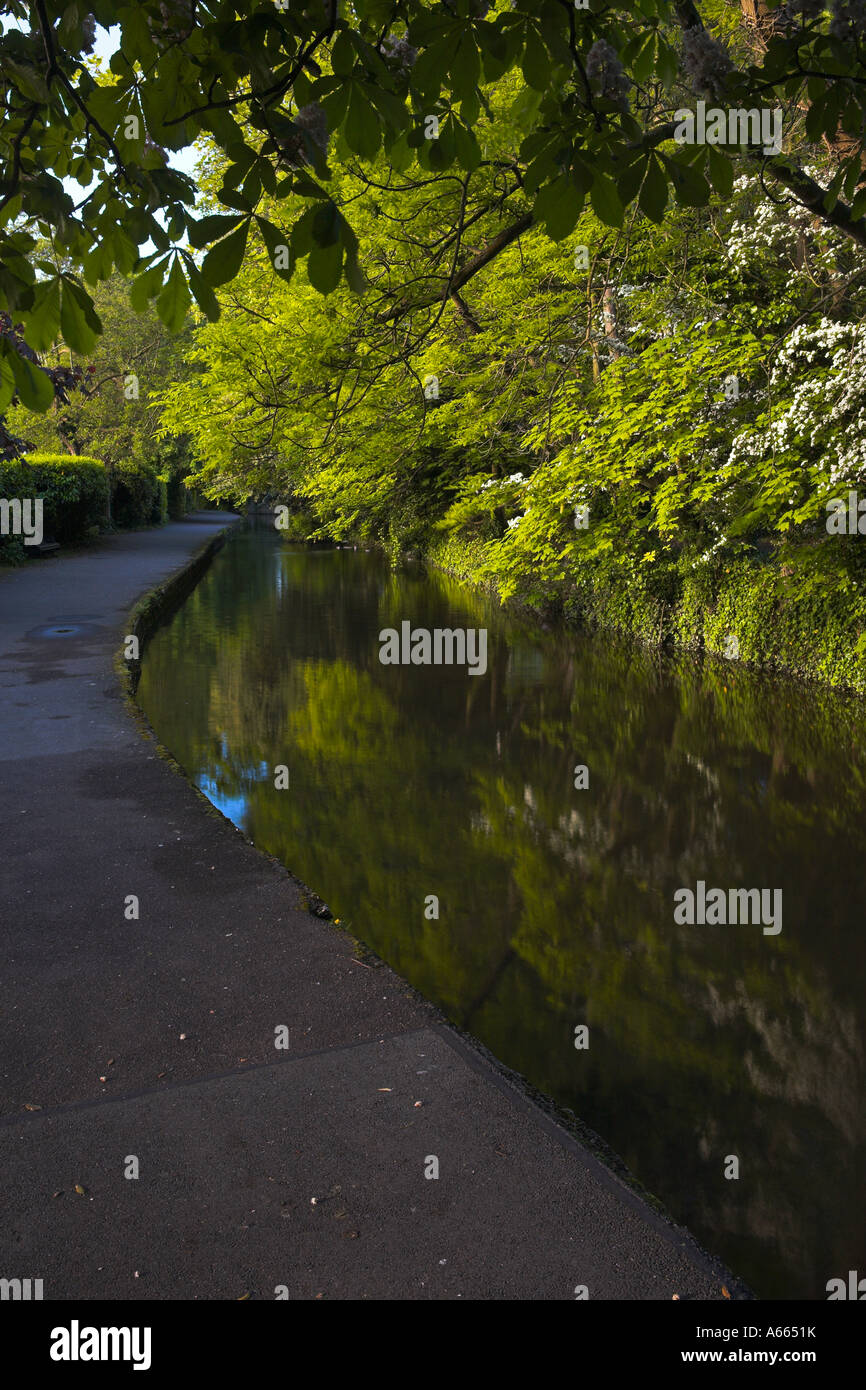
[2, 0, 866, 420]
[5, 271, 195, 467]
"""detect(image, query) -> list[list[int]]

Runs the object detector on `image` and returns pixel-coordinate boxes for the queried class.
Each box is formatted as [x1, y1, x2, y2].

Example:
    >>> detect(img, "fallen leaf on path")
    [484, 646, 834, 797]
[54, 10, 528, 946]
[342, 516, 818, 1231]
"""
[74, 1184, 86, 1196]
[24, 1103, 41, 1111]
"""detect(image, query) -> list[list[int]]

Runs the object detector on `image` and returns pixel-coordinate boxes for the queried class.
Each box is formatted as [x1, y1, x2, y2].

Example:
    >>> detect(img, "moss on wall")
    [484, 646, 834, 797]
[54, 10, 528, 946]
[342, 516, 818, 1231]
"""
[426, 535, 866, 695]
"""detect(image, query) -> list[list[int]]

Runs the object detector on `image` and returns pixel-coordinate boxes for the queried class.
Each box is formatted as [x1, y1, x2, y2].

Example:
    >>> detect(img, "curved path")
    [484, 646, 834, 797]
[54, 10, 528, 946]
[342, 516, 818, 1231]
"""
[0, 515, 744, 1300]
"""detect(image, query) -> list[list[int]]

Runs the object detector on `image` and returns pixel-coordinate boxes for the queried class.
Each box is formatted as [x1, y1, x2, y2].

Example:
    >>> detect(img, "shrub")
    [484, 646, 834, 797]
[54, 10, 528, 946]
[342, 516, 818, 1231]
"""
[154, 477, 169, 526]
[110, 458, 160, 529]
[0, 459, 35, 562]
[166, 472, 190, 519]
[21, 454, 108, 543]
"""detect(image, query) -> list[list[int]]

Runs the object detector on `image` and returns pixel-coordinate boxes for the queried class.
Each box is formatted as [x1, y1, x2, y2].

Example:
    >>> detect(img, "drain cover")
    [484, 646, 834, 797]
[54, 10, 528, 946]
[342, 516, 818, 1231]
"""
[26, 617, 102, 640]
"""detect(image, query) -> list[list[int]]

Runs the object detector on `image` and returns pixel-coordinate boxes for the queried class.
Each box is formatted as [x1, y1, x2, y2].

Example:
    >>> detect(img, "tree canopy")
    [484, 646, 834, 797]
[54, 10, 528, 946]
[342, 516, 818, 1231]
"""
[3, 0, 866, 414]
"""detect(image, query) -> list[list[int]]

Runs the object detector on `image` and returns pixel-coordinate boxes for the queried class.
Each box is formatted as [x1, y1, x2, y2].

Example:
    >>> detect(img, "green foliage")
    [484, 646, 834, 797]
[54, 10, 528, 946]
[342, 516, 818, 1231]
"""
[4, 452, 109, 547]
[110, 457, 161, 529]
[0, 455, 34, 561]
[5, 272, 195, 468]
[3, 0, 866, 402]
[158, 114, 866, 684]
[6, 5, 866, 679]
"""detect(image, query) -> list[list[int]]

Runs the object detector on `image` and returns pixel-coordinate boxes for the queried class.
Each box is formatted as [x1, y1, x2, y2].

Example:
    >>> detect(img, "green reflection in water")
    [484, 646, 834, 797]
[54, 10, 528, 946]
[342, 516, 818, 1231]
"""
[138, 523, 866, 1299]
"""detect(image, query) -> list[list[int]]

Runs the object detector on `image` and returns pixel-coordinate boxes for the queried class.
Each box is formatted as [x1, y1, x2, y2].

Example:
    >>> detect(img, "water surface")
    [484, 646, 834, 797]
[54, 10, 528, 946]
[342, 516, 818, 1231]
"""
[137, 523, 866, 1299]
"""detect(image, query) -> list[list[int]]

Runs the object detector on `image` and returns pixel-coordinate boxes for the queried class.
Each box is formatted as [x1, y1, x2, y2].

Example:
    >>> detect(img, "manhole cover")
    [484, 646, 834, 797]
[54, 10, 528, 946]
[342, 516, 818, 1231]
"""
[26, 618, 102, 640]
[35, 625, 86, 638]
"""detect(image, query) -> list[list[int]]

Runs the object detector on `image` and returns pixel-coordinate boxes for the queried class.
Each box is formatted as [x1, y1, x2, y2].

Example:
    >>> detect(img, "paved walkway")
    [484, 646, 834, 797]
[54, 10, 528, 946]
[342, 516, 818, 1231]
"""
[0, 516, 744, 1300]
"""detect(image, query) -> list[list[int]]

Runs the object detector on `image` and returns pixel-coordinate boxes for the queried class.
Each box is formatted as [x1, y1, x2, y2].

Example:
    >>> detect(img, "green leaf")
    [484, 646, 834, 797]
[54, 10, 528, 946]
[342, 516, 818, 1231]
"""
[319, 82, 352, 129]
[312, 201, 341, 248]
[805, 95, 827, 143]
[9, 348, 54, 412]
[638, 155, 668, 222]
[633, 33, 657, 85]
[615, 155, 646, 207]
[344, 248, 365, 295]
[156, 258, 192, 333]
[706, 145, 734, 198]
[655, 38, 678, 89]
[330, 31, 355, 76]
[60, 279, 100, 354]
[662, 154, 710, 208]
[20, 278, 61, 353]
[0, 345, 16, 413]
[187, 213, 245, 250]
[386, 130, 413, 173]
[453, 120, 482, 171]
[216, 185, 253, 212]
[290, 206, 319, 257]
[81, 236, 114, 286]
[186, 260, 221, 321]
[411, 38, 453, 99]
[256, 216, 294, 283]
[477, 20, 511, 82]
[130, 263, 166, 313]
[590, 175, 624, 228]
[345, 85, 381, 160]
[533, 175, 583, 241]
[307, 241, 343, 295]
[451, 32, 481, 100]
[201, 220, 250, 286]
[522, 28, 550, 93]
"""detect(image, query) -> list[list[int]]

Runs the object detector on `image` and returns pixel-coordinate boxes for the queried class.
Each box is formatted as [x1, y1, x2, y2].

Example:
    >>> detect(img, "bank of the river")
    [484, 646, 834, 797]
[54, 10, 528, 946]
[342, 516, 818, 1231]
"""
[0, 515, 744, 1299]
[426, 533, 866, 694]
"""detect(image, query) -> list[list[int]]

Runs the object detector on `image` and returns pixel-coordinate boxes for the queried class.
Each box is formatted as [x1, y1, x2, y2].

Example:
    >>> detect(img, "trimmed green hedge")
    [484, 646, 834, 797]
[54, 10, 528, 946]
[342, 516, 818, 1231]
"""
[0, 455, 109, 560]
[0, 453, 200, 563]
[23, 455, 109, 542]
[110, 458, 162, 529]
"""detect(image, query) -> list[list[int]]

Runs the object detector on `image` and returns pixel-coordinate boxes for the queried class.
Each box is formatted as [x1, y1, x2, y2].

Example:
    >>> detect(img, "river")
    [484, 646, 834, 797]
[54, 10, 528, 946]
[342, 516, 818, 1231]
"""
[136, 521, 866, 1299]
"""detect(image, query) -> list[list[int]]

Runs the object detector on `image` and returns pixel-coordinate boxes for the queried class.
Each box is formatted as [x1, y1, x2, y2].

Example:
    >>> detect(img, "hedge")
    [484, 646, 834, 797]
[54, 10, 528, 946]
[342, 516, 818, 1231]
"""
[110, 458, 161, 529]
[0, 455, 108, 560]
[1, 452, 199, 564]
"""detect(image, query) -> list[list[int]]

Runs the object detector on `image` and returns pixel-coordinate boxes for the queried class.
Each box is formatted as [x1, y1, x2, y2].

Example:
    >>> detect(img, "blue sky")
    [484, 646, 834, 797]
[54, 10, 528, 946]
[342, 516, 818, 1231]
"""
[0, 15, 203, 194]
[91, 25, 202, 183]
